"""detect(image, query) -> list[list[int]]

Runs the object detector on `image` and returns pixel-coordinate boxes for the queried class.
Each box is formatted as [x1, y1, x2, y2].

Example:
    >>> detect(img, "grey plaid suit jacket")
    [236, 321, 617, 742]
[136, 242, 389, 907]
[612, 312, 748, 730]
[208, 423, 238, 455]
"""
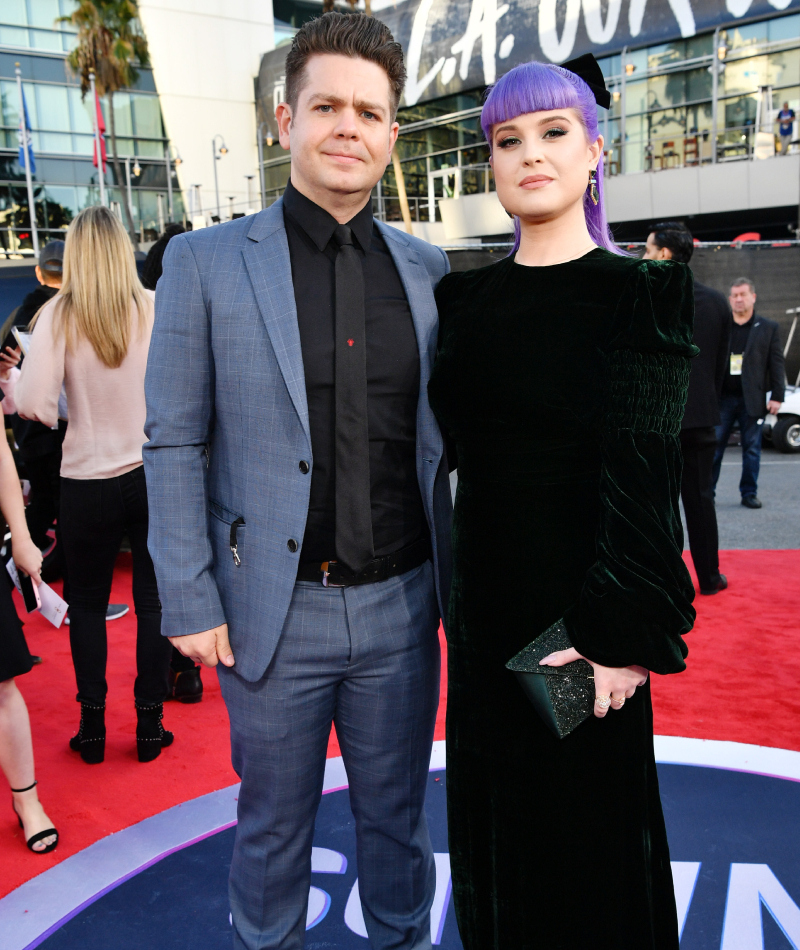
[143, 198, 453, 683]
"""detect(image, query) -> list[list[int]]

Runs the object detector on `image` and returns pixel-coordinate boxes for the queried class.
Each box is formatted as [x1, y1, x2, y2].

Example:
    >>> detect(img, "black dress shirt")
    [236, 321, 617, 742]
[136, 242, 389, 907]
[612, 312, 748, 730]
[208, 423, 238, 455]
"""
[282, 180, 427, 562]
[723, 316, 753, 398]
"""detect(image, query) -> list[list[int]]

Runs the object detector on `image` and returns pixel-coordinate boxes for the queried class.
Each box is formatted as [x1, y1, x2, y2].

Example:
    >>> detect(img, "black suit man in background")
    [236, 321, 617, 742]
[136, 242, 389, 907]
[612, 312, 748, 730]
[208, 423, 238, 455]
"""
[712, 278, 785, 509]
[644, 223, 730, 595]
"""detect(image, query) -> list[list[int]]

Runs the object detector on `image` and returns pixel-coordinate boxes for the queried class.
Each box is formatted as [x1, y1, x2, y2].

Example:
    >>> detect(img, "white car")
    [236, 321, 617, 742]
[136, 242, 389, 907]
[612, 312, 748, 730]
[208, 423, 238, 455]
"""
[763, 385, 800, 453]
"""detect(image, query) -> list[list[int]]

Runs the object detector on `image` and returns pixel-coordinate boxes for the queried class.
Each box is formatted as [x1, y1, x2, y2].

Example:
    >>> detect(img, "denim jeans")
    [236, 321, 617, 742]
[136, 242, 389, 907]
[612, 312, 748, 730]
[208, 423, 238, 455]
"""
[60, 465, 171, 706]
[712, 395, 763, 498]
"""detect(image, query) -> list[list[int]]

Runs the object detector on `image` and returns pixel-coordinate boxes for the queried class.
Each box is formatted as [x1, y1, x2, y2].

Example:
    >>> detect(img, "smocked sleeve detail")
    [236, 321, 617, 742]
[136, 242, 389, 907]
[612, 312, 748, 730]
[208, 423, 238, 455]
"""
[561, 260, 697, 675]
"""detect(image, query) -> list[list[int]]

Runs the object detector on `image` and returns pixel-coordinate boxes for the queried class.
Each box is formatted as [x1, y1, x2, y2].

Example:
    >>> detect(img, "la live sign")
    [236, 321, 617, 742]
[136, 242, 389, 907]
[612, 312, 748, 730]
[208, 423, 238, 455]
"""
[257, 0, 800, 110]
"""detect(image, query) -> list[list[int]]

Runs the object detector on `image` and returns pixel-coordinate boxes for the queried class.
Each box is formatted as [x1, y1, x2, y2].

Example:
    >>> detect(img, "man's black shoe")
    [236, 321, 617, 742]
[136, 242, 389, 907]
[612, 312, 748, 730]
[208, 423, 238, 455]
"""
[168, 666, 204, 704]
[741, 495, 762, 509]
[700, 573, 728, 596]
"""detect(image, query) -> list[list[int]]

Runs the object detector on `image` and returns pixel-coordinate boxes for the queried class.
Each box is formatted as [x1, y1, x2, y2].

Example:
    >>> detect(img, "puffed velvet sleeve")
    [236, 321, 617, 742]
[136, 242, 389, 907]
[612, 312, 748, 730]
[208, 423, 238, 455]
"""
[561, 260, 698, 674]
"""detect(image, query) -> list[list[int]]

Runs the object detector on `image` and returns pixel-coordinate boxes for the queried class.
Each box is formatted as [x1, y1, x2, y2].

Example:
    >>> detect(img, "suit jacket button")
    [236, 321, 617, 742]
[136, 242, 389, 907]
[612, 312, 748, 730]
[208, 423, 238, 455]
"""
[299, 460, 310, 474]
[287, 539, 299, 553]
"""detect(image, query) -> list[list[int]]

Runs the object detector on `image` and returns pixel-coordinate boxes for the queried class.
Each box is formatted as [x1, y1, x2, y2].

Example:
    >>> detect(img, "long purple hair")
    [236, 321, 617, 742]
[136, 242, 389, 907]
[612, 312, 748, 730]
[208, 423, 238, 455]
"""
[481, 60, 623, 256]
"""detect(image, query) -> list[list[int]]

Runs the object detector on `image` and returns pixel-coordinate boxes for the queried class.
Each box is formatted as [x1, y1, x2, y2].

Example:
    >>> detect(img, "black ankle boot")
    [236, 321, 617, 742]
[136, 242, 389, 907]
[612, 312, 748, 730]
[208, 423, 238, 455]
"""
[135, 703, 174, 763]
[169, 666, 203, 704]
[69, 703, 106, 764]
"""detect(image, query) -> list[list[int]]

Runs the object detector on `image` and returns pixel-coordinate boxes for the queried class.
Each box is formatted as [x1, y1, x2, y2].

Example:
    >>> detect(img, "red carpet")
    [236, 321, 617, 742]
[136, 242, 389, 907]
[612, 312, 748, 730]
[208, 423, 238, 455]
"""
[1, 548, 797, 898]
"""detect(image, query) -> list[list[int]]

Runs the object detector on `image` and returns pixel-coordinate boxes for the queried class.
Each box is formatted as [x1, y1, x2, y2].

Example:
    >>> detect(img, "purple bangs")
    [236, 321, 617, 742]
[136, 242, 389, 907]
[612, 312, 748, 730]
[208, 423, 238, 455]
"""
[482, 61, 624, 256]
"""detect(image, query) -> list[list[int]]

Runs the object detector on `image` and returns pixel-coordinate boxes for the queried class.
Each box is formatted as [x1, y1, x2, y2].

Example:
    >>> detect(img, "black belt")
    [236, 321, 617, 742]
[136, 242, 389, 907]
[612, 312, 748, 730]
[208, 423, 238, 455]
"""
[296, 538, 431, 588]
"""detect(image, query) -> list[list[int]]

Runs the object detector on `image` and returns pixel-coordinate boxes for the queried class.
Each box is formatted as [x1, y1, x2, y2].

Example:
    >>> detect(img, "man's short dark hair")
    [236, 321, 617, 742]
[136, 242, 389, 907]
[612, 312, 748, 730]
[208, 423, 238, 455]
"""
[650, 221, 694, 263]
[731, 277, 756, 294]
[284, 12, 406, 119]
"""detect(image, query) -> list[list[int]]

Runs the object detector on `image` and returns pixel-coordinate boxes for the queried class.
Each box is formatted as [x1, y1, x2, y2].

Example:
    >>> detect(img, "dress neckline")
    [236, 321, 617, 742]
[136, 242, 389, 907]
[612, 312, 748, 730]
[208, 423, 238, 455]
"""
[510, 246, 606, 269]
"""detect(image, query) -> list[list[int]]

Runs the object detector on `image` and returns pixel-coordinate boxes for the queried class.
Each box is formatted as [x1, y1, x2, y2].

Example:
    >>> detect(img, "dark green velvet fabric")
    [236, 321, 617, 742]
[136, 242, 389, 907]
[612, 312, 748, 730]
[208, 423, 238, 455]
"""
[428, 250, 697, 950]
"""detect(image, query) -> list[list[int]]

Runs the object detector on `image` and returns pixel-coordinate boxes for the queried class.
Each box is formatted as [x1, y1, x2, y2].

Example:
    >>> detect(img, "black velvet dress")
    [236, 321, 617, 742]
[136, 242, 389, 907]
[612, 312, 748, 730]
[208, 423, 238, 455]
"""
[427, 250, 697, 950]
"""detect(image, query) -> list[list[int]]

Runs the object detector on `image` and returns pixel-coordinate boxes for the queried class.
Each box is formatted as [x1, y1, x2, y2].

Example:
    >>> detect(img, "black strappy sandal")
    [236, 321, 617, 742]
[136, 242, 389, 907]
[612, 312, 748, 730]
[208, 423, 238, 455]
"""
[11, 781, 59, 854]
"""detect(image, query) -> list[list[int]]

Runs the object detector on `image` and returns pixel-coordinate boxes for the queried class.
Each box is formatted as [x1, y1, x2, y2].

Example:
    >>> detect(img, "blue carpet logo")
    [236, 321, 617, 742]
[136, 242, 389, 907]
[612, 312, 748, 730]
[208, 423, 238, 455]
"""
[5, 740, 800, 950]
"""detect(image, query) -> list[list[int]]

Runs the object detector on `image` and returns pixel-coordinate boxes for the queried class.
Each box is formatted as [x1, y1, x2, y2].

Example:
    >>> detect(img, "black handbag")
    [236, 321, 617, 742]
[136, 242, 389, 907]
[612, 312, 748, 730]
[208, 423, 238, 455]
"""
[505, 620, 595, 738]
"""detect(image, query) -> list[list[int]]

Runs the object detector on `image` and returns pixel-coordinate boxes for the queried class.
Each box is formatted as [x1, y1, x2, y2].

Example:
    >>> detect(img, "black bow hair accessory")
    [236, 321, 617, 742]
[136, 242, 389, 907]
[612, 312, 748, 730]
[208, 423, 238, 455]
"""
[560, 53, 611, 109]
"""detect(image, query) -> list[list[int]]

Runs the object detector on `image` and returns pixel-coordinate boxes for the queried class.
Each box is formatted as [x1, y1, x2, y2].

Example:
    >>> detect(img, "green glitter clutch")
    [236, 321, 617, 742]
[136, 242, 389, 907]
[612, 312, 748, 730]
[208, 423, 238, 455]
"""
[505, 619, 595, 739]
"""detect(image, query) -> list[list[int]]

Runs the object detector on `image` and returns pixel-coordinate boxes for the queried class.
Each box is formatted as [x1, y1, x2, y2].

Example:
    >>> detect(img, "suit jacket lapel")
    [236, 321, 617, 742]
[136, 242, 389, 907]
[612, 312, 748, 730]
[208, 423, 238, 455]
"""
[243, 199, 310, 443]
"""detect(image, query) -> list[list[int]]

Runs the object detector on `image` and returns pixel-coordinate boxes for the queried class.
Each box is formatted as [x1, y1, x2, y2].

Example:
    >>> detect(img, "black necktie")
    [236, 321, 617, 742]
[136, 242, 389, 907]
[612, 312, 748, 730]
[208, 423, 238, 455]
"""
[333, 224, 373, 573]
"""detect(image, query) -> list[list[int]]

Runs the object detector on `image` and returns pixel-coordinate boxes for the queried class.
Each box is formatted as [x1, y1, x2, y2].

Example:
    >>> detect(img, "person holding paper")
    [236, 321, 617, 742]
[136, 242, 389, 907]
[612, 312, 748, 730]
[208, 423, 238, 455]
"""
[16, 206, 173, 765]
[0, 407, 58, 853]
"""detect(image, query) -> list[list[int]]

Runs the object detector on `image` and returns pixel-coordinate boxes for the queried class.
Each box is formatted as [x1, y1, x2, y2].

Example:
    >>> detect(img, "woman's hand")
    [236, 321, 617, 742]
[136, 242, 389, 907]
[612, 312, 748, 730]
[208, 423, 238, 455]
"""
[0, 346, 21, 382]
[540, 647, 648, 718]
[12, 535, 43, 586]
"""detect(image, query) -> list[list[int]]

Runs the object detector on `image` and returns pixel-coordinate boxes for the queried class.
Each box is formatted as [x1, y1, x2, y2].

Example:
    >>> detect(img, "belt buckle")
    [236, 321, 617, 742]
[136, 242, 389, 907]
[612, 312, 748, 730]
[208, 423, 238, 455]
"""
[321, 561, 346, 588]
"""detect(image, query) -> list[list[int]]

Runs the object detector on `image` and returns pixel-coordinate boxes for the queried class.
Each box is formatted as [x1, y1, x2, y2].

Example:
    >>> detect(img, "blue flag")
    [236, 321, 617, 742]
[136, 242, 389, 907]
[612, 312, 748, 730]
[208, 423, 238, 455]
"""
[18, 87, 36, 175]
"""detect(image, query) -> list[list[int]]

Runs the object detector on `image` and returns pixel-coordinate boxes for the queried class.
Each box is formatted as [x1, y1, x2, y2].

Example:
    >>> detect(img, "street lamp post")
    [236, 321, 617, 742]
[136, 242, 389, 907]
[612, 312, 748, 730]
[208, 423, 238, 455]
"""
[124, 156, 141, 236]
[212, 134, 228, 222]
[245, 174, 254, 212]
[164, 143, 174, 221]
[257, 122, 272, 209]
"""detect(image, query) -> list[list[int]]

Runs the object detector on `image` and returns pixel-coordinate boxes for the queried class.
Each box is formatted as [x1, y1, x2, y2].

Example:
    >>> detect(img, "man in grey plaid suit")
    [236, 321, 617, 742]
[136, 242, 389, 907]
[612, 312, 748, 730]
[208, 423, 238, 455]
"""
[143, 13, 452, 950]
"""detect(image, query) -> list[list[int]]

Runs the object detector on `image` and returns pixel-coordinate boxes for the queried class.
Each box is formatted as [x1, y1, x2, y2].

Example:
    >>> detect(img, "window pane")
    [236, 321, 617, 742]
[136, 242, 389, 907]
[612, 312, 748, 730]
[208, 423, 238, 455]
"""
[22, 81, 38, 127]
[137, 190, 160, 229]
[769, 52, 800, 88]
[625, 115, 648, 142]
[134, 139, 163, 158]
[43, 185, 76, 226]
[130, 94, 161, 138]
[648, 41, 686, 71]
[648, 71, 687, 109]
[28, 0, 61, 29]
[687, 67, 712, 103]
[626, 48, 647, 76]
[728, 22, 768, 49]
[598, 54, 621, 79]
[624, 139, 645, 173]
[36, 83, 69, 130]
[71, 133, 93, 156]
[1, 80, 20, 127]
[772, 86, 799, 112]
[39, 131, 71, 152]
[3, 0, 28, 27]
[68, 86, 93, 134]
[625, 80, 647, 115]
[685, 34, 713, 60]
[722, 94, 758, 128]
[769, 14, 800, 42]
[687, 102, 713, 132]
[30, 28, 62, 52]
[722, 56, 768, 96]
[111, 92, 132, 137]
[263, 162, 290, 193]
[0, 26, 30, 48]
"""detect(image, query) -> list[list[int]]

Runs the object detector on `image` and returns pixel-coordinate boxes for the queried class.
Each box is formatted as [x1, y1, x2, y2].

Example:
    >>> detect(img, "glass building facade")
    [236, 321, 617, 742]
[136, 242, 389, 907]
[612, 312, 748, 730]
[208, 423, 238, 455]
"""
[0, 0, 182, 254]
[258, 8, 800, 231]
[599, 13, 800, 174]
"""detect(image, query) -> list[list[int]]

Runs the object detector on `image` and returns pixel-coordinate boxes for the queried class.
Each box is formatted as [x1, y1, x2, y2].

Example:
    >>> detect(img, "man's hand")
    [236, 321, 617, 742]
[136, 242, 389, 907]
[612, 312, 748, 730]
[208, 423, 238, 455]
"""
[767, 400, 782, 416]
[169, 624, 234, 668]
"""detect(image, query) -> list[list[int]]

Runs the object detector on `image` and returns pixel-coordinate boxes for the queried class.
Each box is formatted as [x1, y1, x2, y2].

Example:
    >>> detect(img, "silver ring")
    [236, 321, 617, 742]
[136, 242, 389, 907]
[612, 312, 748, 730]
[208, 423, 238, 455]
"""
[595, 694, 611, 709]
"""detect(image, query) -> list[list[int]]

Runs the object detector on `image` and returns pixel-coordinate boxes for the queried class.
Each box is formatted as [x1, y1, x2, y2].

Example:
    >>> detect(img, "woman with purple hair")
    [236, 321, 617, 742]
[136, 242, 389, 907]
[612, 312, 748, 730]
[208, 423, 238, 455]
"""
[428, 56, 696, 949]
